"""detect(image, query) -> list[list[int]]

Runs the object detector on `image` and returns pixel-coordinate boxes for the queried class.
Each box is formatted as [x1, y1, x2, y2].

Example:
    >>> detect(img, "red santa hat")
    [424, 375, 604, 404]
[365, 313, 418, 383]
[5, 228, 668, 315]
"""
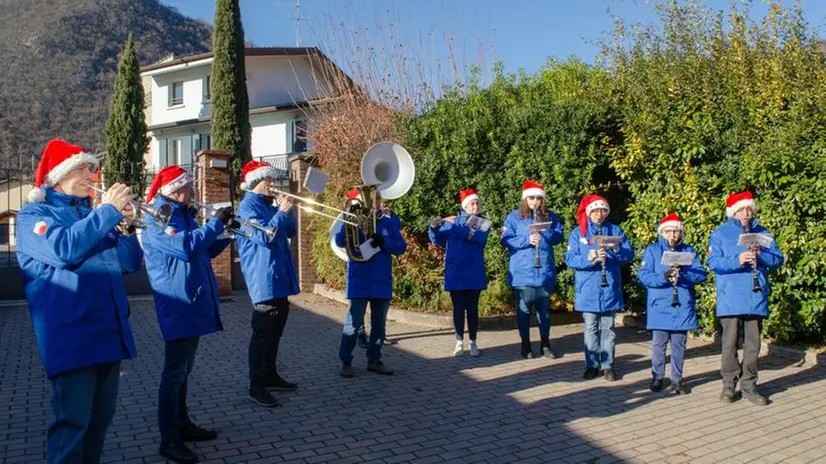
[726, 191, 757, 217]
[240, 160, 279, 191]
[145, 165, 193, 203]
[577, 194, 611, 237]
[345, 188, 362, 203]
[28, 138, 100, 203]
[460, 188, 479, 209]
[657, 212, 684, 235]
[521, 180, 545, 200]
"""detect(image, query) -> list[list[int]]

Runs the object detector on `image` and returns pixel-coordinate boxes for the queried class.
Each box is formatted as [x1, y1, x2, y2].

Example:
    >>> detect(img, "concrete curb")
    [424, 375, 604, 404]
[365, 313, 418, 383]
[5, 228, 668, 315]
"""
[314, 284, 824, 365]
[316, 284, 594, 331]
[616, 312, 824, 365]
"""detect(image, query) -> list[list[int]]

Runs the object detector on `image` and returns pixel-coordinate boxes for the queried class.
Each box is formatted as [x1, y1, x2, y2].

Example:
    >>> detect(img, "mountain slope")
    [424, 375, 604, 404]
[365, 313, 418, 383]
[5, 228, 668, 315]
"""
[0, 0, 212, 172]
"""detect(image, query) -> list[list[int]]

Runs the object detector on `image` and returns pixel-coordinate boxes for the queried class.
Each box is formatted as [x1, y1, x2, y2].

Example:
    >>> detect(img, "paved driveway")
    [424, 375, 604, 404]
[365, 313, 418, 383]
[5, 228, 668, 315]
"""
[1, 293, 824, 463]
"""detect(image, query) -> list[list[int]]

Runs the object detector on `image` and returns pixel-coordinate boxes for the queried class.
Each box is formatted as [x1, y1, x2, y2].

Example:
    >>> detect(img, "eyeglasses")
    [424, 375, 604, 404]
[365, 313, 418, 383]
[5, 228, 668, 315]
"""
[526, 196, 541, 201]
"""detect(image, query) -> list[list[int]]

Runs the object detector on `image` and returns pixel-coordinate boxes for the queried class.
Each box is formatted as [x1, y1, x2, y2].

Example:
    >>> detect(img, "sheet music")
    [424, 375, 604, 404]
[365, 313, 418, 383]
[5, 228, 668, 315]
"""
[527, 221, 553, 232]
[592, 235, 621, 249]
[357, 241, 381, 261]
[661, 251, 695, 267]
[466, 215, 492, 232]
[737, 233, 774, 248]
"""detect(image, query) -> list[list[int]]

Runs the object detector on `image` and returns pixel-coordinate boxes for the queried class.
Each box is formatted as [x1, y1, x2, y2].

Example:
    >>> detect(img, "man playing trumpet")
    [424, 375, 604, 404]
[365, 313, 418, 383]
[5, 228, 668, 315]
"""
[638, 213, 706, 394]
[141, 165, 234, 463]
[235, 160, 299, 408]
[17, 138, 143, 463]
[707, 191, 784, 405]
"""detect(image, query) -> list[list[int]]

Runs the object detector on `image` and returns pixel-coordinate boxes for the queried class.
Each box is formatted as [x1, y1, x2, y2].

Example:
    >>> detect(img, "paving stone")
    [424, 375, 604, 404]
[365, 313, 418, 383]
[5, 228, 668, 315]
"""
[2, 293, 825, 463]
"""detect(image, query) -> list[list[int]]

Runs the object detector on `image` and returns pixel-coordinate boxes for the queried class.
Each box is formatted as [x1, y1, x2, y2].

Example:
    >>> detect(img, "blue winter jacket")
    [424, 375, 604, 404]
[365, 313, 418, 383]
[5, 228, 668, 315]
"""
[141, 196, 232, 341]
[428, 211, 489, 291]
[333, 214, 407, 300]
[707, 217, 784, 318]
[564, 219, 634, 313]
[638, 238, 707, 331]
[16, 188, 142, 378]
[235, 192, 300, 304]
[500, 209, 565, 290]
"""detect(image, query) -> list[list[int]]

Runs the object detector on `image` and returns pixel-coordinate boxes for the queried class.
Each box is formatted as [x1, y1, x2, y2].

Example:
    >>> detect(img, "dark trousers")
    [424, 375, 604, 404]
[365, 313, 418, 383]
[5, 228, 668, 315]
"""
[450, 290, 481, 341]
[249, 298, 290, 389]
[720, 316, 762, 390]
[339, 299, 390, 365]
[514, 286, 551, 340]
[158, 337, 200, 443]
[651, 330, 688, 381]
[47, 361, 121, 464]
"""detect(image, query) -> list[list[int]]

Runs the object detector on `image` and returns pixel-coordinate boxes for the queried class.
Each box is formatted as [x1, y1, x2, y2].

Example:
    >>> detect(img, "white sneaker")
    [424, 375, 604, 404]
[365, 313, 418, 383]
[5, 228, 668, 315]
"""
[469, 341, 480, 357]
[453, 341, 464, 357]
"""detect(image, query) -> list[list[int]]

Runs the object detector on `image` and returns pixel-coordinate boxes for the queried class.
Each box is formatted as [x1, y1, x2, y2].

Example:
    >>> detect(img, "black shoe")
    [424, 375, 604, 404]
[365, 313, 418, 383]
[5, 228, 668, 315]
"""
[520, 339, 534, 359]
[720, 386, 736, 403]
[666, 380, 688, 395]
[181, 422, 218, 442]
[266, 373, 298, 392]
[650, 378, 664, 392]
[539, 337, 560, 359]
[358, 333, 369, 349]
[583, 368, 599, 380]
[159, 441, 198, 464]
[604, 369, 617, 382]
[340, 364, 355, 378]
[247, 387, 279, 407]
[367, 363, 394, 375]
[743, 388, 768, 406]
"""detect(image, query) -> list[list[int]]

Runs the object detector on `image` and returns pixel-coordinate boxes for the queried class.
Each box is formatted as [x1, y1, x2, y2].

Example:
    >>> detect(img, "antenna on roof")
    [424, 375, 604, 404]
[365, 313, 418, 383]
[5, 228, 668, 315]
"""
[276, 0, 308, 46]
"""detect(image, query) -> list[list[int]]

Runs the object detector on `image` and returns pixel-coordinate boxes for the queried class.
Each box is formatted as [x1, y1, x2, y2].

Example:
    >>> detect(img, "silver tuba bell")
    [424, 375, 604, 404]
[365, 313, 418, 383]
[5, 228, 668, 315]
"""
[330, 142, 415, 262]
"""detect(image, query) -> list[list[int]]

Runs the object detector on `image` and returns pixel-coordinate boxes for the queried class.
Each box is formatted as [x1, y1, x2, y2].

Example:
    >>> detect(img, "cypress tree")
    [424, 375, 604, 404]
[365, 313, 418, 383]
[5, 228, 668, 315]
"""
[211, 0, 252, 198]
[104, 34, 148, 193]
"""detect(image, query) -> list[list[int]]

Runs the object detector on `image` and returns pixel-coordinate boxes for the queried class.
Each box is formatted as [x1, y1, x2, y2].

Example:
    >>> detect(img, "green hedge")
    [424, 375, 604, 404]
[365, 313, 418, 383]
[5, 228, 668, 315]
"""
[312, 1, 826, 344]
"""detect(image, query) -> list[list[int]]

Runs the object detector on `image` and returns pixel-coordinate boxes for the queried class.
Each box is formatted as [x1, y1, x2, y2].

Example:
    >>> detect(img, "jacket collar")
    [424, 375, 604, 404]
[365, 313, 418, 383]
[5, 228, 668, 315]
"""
[244, 191, 274, 208]
[587, 218, 611, 235]
[658, 236, 682, 249]
[45, 187, 91, 209]
[726, 216, 758, 231]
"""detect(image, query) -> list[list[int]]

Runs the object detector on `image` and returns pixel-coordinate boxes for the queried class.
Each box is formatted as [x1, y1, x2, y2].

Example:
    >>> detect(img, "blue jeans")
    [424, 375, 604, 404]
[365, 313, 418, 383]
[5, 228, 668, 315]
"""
[514, 286, 550, 340]
[651, 330, 688, 381]
[583, 311, 616, 369]
[339, 299, 389, 365]
[158, 337, 199, 443]
[47, 361, 121, 464]
[450, 290, 480, 341]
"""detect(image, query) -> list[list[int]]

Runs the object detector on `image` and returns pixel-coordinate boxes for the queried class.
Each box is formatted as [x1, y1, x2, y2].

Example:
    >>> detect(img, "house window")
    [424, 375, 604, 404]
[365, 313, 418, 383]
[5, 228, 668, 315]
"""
[163, 138, 180, 166]
[168, 81, 184, 106]
[0, 223, 9, 245]
[202, 75, 211, 102]
[293, 119, 309, 153]
[194, 134, 211, 153]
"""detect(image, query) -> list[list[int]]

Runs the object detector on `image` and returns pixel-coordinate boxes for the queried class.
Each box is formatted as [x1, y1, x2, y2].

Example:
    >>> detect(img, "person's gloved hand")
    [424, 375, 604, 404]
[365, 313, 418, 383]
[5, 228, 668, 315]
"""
[370, 233, 384, 248]
[215, 206, 234, 225]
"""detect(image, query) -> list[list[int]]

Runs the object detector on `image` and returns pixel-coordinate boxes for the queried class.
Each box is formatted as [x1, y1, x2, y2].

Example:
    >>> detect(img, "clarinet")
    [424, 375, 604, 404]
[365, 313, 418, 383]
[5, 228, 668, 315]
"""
[669, 243, 680, 307]
[743, 221, 762, 292]
[596, 225, 608, 287]
[532, 209, 541, 269]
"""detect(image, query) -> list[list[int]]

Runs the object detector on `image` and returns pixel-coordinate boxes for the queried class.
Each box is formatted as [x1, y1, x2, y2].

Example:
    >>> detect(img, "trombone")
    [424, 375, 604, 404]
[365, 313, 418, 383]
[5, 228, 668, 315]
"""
[87, 184, 172, 229]
[191, 200, 277, 242]
[268, 186, 360, 225]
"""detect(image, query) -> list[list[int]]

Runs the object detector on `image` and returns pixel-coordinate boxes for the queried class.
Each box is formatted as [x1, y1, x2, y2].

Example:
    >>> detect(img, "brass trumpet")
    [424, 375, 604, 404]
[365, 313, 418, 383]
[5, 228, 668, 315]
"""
[191, 200, 277, 242]
[87, 184, 172, 230]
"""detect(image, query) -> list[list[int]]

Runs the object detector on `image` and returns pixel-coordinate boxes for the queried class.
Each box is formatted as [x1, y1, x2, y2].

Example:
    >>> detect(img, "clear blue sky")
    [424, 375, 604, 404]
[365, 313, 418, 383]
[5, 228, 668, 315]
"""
[163, 0, 826, 78]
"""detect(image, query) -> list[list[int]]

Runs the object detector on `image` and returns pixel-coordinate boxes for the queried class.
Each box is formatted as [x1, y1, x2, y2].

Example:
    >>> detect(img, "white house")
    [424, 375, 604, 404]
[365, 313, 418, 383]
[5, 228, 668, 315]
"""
[139, 47, 349, 177]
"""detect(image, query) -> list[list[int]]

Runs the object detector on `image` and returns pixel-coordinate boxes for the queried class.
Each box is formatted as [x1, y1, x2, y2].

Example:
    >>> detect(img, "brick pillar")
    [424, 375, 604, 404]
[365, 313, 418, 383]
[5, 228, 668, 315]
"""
[289, 156, 319, 293]
[197, 149, 232, 297]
